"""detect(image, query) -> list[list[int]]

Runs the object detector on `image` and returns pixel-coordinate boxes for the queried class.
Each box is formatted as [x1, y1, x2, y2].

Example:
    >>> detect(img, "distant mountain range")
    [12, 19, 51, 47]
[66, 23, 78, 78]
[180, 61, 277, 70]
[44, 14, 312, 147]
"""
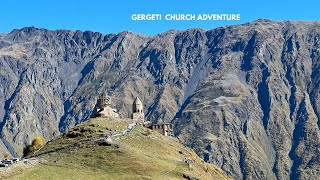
[0, 19, 320, 179]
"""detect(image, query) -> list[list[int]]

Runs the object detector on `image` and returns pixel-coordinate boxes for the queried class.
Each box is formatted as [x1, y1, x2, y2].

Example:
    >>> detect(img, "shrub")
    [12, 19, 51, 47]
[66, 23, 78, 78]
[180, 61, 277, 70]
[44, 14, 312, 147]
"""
[146, 129, 152, 135]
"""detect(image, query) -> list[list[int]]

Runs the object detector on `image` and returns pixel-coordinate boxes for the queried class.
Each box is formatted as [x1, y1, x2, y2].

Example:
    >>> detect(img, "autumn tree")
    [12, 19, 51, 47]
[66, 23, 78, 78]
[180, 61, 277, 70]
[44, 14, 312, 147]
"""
[31, 135, 46, 150]
[3, 151, 10, 159]
[23, 135, 46, 157]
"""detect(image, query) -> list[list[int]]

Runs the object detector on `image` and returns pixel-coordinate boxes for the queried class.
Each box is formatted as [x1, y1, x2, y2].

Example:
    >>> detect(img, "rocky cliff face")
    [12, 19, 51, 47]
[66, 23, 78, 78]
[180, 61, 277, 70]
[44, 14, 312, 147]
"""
[0, 20, 320, 179]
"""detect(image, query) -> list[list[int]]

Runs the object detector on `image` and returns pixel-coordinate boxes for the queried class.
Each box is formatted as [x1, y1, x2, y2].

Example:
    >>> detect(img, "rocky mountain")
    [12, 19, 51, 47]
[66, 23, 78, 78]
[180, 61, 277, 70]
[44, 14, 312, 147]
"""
[0, 19, 320, 179]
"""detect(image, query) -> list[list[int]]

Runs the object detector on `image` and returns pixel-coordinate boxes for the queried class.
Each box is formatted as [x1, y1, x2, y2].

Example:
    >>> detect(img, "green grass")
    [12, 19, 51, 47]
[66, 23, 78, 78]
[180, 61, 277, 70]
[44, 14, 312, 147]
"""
[10, 165, 117, 180]
[3, 117, 231, 180]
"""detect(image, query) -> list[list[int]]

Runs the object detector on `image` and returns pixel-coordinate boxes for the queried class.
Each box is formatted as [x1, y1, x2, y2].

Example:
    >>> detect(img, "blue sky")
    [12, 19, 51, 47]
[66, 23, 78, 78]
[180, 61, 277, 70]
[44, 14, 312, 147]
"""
[1, 0, 319, 35]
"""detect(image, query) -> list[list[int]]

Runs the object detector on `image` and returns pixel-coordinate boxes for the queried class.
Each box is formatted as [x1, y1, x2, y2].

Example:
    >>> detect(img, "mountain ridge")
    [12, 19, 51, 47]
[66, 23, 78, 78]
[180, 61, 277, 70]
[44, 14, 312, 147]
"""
[1, 19, 320, 179]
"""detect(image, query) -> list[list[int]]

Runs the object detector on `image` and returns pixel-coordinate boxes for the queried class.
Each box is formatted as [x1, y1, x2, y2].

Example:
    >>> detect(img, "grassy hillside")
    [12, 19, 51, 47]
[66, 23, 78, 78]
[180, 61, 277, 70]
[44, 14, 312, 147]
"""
[1, 117, 230, 180]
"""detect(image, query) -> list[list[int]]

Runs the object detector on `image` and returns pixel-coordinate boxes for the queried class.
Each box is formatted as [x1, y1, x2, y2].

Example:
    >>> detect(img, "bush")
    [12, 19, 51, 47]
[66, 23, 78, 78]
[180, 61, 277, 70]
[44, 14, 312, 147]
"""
[146, 129, 152, 135]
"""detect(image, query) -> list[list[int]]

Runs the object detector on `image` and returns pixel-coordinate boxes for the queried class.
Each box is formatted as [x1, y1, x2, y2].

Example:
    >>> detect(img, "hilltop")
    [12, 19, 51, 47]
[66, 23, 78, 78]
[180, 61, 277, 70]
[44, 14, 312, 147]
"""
[0, 117, 230, 179]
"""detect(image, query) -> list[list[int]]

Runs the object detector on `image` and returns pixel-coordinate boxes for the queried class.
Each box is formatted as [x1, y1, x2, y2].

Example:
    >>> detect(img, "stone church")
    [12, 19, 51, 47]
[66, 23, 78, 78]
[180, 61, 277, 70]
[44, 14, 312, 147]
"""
[93, 92, 173, 136]
[92, 92, 119, 118]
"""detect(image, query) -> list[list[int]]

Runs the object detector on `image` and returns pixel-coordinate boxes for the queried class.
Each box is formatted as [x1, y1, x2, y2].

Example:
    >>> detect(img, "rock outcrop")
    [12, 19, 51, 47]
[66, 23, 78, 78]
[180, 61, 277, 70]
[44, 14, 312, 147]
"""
[1, 20, 320, 179]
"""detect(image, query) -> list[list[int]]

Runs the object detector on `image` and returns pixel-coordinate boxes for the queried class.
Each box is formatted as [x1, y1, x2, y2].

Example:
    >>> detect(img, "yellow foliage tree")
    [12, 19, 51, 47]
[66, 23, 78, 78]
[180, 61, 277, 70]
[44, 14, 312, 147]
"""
[31, 135, 46, 150]
[23, 135, 46, 157]
[4, 151, 10, 159]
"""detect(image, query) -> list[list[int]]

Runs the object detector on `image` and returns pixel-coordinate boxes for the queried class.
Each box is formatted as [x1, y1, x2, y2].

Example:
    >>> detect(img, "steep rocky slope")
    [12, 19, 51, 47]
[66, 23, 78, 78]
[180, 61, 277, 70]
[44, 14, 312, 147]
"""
[0, 19, 320, 179]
